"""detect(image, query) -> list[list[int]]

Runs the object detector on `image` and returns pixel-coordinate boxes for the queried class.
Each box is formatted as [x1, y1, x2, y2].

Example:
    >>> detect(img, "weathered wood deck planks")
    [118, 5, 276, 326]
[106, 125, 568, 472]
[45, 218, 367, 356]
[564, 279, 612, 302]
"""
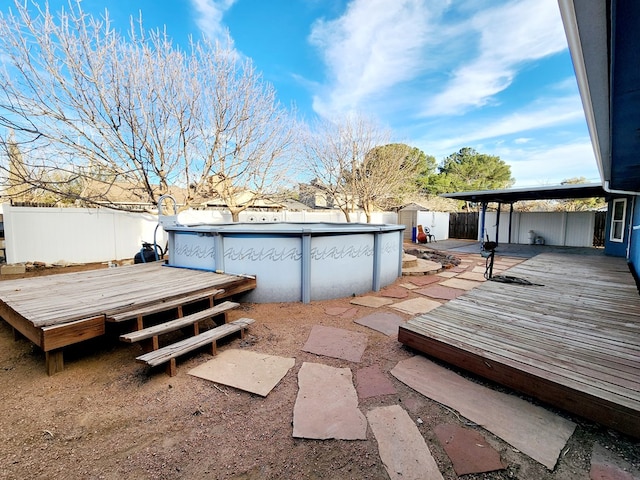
[398, 253, 640, 438]
[0, 262, 254, 327]
[0, 262, 256, 374]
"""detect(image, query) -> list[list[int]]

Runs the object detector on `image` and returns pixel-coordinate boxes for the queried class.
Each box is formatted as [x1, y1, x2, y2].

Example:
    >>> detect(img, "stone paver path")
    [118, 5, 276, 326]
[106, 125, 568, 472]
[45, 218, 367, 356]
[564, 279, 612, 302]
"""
[188, 349, 295, 397]
[434, 424, 505, 475]
[367, 405, 444, 480]
[293, 362, 367, 440]
[389, 297, 442, 315]
[391, 355, 576, 469]
[355, 365, 397, 399]
[354, 311, 405, 336]
[302, 325, 368, 362]
[350, 296, 394, 308]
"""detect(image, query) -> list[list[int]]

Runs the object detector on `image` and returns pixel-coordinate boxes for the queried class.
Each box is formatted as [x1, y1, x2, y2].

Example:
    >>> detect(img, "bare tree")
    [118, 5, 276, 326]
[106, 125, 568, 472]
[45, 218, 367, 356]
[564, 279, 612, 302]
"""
[357, 143, 421, 222]
[185, 42, 297, 221]
[0, 1, 295, 217]
[301, 115, 419, 222]
[301, 118, 359, 222]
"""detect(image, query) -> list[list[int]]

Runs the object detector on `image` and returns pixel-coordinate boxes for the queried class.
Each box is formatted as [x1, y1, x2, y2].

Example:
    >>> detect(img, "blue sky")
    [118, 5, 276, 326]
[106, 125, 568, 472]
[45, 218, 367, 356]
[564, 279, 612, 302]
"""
[30, 0, 600, 187]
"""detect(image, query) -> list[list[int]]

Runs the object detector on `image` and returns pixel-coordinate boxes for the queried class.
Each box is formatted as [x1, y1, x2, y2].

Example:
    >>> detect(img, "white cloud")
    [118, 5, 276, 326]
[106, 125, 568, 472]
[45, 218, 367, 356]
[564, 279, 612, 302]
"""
[497, 141, 600, 186]
[309, 0, 443, 118]
[425, 0, 568, 115]
[309, 0, 570, 121]
[423, 94, 586, 155]
[189, 0, 236, 42]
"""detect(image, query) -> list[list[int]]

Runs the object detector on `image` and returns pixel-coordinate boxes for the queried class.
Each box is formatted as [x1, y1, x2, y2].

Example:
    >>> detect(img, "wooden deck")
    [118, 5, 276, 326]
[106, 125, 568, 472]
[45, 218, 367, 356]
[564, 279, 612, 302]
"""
[398, 253, 640, 438]
[0, 262, 256, 374]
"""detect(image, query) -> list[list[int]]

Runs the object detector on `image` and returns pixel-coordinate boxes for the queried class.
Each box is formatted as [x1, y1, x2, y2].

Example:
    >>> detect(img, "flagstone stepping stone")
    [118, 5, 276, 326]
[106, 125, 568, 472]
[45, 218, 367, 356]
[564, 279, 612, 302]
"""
[436, 271, 458, 278]
[434, 424, 505, 475]
[367, 405, 444, 480]
[188, 349, 295, 397]
[457, 271, 487, 282]
[439, 278, 482, 291]
[449, 266, 468, 272]
[354, 312, 405, 336]
[414, 285, 466, 300]
[380, 286, 409, 299]
[391, 356, 576, 470]
[302, 325, 367, 362]
[355, 365, 397, 399]
[350, 296, 394, 308]
[293, 362, 367, 440]
[389, 297, 442, 316]
[590, 443, 640, 480]
[399, 282, 420, 290]
[408, 275, 441, 286]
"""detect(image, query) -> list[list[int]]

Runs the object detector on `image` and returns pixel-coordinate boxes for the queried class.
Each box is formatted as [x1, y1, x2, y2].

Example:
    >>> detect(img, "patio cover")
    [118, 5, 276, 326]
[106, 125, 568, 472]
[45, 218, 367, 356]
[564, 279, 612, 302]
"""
[440, 183, 607, 245]
[440, 183, 606, 204]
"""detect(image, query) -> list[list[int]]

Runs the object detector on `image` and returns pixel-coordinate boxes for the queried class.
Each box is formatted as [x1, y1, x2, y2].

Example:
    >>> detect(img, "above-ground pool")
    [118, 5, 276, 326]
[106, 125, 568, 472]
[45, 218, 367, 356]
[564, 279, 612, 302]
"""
[163, 222, 405, 303]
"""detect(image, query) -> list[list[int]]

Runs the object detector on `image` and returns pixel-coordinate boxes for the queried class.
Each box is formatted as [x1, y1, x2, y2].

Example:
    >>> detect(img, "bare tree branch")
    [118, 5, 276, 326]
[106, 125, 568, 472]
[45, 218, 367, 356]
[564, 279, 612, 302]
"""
[0, 0, 296, 217]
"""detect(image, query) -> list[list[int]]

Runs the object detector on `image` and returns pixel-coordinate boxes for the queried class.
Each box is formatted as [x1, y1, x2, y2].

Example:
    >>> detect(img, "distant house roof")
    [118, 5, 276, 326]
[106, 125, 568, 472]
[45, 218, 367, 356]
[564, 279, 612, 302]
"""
[80, 180, 192, 207]
[279, 199, 312, 211]
[201, 190, 285, 209]
[440, 183, 607, 203]
[399, 202, 428, 211]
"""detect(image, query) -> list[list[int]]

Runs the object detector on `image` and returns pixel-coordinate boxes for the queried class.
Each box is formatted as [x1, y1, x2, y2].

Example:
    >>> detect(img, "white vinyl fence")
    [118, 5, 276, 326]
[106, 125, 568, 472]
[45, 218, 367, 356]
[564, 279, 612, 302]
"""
[415, 211, 450, 242]
[481, 211, 596, 247]
[2, 203, 165, 264]
[1, 205, 404, 265]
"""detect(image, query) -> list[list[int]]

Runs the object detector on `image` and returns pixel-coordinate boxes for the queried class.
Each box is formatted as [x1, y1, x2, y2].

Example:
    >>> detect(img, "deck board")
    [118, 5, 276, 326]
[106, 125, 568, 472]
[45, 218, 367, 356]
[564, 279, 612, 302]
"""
[0, 262, 253, 328]
[398, 253, 640, 438]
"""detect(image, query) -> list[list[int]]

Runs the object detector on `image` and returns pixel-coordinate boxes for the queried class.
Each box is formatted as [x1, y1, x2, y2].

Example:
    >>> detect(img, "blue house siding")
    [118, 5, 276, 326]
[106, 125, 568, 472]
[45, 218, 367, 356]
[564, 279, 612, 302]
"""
[627, 195, 640, 271]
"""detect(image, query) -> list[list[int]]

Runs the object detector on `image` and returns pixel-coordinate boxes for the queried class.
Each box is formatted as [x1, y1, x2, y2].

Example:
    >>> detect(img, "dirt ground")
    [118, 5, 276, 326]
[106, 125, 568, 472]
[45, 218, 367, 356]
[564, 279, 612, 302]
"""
[0, 255, 638, 480]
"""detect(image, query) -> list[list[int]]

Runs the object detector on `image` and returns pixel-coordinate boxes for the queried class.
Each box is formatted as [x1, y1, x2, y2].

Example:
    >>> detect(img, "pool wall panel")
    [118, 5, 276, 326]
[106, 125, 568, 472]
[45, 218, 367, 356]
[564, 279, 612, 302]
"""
[165, 223, 405, 303]
[310, 234, 374, 300]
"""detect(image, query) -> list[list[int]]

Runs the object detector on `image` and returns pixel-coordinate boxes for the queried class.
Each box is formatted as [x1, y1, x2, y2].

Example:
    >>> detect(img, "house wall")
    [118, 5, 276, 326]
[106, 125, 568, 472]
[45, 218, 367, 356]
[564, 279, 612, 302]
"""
[481, 211, 595, 247]
[628, 196, 640, 269]
[2, 204, 165, 264]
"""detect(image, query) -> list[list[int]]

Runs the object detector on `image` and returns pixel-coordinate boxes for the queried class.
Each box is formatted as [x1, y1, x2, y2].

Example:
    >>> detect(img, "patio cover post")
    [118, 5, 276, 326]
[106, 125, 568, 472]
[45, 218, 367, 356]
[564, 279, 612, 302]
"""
[495, 202, 501, 245]
[508, 203, 514, 244]
[479, 202, 487, 242]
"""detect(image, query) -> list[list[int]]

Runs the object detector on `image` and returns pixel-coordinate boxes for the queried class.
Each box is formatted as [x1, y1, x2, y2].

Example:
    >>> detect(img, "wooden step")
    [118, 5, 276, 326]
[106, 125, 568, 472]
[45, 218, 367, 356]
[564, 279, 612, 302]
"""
[136, 317, 255, 376]
[119, 301, 240, 346]
[107, 287, 225, 328]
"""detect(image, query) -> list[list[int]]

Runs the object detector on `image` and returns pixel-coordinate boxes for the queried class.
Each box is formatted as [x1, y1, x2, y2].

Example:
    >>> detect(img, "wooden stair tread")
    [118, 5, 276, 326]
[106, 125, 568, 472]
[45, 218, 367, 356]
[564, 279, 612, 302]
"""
[107, 288, 224, 323]
[119, 301, 239, 343]
[136, 318, 255, 367]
